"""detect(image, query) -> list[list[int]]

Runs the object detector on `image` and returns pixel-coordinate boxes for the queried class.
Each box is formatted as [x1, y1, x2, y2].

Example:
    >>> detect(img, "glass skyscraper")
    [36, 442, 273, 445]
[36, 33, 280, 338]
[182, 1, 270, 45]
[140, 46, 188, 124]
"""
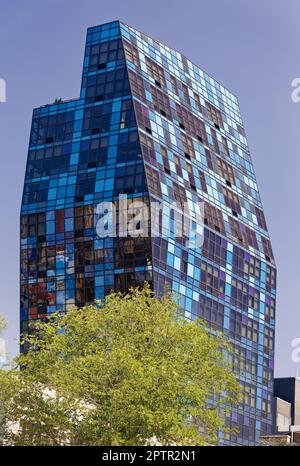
[20, 20, 276, 445]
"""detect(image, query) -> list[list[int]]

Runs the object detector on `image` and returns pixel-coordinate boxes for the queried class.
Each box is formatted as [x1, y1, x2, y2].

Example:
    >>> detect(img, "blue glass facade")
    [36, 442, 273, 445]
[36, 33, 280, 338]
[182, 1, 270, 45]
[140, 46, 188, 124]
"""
[21, 21, 276, 445]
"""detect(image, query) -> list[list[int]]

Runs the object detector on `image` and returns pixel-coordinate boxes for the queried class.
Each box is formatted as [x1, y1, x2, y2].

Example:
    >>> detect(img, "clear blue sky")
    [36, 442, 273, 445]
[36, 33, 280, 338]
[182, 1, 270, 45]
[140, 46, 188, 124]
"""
[0, 0, 299, 376]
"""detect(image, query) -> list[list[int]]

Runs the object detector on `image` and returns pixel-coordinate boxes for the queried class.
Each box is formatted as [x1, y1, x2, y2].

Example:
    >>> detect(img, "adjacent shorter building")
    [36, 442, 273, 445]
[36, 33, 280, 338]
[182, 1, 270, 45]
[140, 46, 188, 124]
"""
[274, 377, 300, 428]
[261, 377, 300, 445]
[273, 396, 291, 433]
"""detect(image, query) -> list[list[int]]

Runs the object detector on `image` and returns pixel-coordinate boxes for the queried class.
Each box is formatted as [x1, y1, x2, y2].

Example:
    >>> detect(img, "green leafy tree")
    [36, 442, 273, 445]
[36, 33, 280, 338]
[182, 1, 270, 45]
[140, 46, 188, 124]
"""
[0, 316, 5, 332]
[0, 285, 240, 445]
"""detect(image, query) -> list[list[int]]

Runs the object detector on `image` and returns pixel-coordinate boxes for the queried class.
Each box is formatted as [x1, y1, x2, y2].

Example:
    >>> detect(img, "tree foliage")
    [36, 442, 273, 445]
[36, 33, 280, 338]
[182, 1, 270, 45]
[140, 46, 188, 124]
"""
[0, 315, 6, 333]
[0, 315, 6, 366]
[0, 285, 240, 445]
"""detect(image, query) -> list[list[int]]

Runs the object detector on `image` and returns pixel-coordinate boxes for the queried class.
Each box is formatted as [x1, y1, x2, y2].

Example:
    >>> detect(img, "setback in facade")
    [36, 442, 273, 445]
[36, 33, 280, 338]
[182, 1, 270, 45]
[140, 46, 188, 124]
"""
[20, 20, 276, 445]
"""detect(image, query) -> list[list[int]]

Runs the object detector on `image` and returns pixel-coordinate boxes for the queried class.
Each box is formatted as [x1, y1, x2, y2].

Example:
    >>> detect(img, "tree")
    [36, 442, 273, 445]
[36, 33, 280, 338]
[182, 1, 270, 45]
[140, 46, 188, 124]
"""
[0, 316, 5, 332]
[0, 316, 6, 364]
[0, 285, 240, 446]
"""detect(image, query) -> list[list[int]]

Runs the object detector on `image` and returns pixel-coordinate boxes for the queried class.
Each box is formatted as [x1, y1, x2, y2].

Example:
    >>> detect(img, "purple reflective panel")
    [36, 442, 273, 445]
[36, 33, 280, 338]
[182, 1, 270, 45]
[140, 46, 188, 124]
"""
[232, 411, 238, 422]
[142, 106, 149, 117]
[244, 416, 250, 426]
[242, 315, 248, 325]
[220, 270, 226, 280]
